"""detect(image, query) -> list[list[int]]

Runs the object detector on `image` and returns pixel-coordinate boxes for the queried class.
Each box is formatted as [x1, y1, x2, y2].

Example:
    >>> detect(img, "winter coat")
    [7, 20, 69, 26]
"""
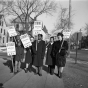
[15, 46, 24, 62]
[51, 40, 68, 67]
[32, 40, 46, 66]
[25, 46, 32, 64]
[46, 43, 54, 65]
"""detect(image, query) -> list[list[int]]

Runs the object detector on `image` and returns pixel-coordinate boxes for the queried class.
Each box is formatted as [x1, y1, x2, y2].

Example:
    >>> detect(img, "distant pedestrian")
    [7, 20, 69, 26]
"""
[51, 33, 68, 78]
[45, 37, 55, 75]
[32, 34, 46, 76]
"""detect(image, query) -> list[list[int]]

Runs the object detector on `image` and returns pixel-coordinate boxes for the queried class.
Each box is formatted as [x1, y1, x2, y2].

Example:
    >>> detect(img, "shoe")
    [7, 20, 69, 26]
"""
[39, 73, 42, 76]
[34, 71, 38, 75]
[59, 72, 62, 78]
[25, 68, 28, 73]
[14, 71, 18, 75]
[29, 68, 32, 72]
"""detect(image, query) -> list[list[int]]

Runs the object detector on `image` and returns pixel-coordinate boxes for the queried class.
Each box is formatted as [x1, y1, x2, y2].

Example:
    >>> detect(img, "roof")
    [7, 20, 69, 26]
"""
[42, 25, 48, 33]
[12, 13, 34, 23]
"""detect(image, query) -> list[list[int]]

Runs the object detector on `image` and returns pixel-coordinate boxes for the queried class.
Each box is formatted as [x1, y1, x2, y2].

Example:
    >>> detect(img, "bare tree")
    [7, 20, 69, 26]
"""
[53, 5, 74, 33]
[0, 0, 13, 15]
[7, 0, 57, 32]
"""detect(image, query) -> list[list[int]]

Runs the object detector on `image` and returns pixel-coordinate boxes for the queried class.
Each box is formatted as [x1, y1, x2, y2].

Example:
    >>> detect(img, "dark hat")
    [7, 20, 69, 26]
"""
[57, 32, 63, 37]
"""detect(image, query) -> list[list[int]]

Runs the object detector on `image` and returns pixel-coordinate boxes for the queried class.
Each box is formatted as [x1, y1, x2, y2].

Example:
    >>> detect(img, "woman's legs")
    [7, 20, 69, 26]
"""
[14, 61, 18, 73]
[58, 67, 64, 78]
[50, 65, 55, 75]
[25, 63, 29, 73]
[48, 65, 50, 73]
[17, 61, 21, 72]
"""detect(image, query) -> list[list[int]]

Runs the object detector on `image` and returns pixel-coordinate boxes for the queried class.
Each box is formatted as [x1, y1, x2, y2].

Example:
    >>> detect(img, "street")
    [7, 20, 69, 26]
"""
[0, 50, 88, 88]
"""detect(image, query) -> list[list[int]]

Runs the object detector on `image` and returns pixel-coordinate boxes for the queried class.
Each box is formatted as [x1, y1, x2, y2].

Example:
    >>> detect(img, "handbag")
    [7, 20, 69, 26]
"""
[56, 40, 65, 66]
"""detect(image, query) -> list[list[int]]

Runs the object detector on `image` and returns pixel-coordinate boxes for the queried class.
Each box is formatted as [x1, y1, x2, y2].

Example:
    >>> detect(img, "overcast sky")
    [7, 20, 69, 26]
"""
[38, 0, 88, 35]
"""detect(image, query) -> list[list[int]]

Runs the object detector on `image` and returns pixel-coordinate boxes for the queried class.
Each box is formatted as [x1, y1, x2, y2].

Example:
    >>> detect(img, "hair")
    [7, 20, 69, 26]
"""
[38, 34, 43, 37]
[57, 32, 63, 37]
[50, 36, 54, 40]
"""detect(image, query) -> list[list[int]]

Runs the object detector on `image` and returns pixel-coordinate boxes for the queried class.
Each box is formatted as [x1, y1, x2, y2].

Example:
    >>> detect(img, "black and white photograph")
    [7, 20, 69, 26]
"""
[0, 0, 88, 88]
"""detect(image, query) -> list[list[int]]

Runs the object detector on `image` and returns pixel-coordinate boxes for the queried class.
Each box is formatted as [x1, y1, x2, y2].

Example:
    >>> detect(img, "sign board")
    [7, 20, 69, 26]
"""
[33, 30, 42, 36]
[7, 26, 17, 37]
[63, 29, 71, 38]
[34, 21, 42, 30]
[6, 42, 16, 56]
[20, 33, 32, 48]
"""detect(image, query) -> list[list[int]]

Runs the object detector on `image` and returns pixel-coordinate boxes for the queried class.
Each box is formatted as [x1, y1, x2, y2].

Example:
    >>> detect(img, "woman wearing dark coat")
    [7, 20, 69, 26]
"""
[51, 33, 68, 78]
[46, 37, 55, 75]
[24, 37, 34, 73]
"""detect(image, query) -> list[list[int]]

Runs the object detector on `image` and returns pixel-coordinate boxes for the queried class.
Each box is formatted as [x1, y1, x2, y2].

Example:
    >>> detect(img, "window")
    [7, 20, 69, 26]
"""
[0, 20, 1, 26]
[4, 30, 5, 35]
[16, 24, 19, 29]
[3, 37, 4, 43]
[7, 36, 8, 43]
[2, 21, 3, 26]
[1, 28, 2, 33]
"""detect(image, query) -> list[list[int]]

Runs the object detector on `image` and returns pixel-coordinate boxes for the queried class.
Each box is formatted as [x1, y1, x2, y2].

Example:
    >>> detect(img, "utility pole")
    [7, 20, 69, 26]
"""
[68, 0, 71, 57]
[75, 32, 78, 64]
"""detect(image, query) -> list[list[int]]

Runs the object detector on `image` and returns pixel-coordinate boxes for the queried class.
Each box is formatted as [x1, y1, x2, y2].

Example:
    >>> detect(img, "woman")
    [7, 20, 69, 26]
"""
[24, 46, 32, 73]
[24, 37, 33, 73]
[46, 37, 55, 75]
[14, 39, 24, 74]
[51, 33, 68, 78]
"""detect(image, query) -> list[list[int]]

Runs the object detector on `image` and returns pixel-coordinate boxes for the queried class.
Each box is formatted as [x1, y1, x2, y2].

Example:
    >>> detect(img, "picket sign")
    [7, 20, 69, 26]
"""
[33, 21, 42, 36]
[34, 21, 42, 30]
[7, 26, 17, 37]
[33, 30, 42, 36]
[6, 42, 16, 56]
[20, 33, 32, 48]
[63, 29, 71, 38]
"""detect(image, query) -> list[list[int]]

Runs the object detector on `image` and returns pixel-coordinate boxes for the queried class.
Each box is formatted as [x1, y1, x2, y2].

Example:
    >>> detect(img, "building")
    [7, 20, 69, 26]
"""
[0, 14, 10, 46]
[12, 14, 34, 35]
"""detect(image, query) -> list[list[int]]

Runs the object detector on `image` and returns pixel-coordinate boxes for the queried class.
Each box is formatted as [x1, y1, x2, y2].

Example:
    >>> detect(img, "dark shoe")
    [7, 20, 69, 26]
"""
[14, 71, 18, 75]
[59, 72, 62, 78]
[0, 83, 3, 87]
[25, 68, 28, 73]
[34, 72, 38, 75]
[39, 73, 42, 76]
[50, 73, 54, 75]
[29, 68, 32, 72]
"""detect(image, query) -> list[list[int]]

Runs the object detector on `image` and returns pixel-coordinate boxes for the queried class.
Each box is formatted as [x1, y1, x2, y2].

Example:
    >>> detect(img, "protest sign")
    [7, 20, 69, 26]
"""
[20, 33, 32, 48]
[6, 42, 16, 56]
[63, 29, 71, 38]
[8, 26, 17, 37]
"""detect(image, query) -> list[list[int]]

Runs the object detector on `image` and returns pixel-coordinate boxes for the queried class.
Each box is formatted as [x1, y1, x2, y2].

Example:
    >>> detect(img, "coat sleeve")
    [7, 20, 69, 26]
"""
[42, 41, 46, 59]
[31, 41, 37, 55]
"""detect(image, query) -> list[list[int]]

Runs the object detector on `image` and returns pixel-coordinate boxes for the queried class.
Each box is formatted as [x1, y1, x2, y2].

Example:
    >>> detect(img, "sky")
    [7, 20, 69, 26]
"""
[37, 0, 88, 35]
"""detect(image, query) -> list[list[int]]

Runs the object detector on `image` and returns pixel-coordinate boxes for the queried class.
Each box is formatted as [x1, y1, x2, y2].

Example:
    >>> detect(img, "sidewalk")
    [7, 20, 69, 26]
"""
[0, 58, 64, 88]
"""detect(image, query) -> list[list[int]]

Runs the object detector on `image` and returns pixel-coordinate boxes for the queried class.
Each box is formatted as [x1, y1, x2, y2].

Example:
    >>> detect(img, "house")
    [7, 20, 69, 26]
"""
[12, 14, 34, 35]
[0, 14, 10, 46]
[41, 25, 49, 40]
